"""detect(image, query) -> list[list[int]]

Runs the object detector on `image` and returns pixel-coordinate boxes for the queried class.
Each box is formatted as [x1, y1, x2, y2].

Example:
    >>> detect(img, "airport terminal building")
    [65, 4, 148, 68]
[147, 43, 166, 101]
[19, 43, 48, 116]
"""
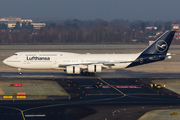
[0, 17, 46, 29]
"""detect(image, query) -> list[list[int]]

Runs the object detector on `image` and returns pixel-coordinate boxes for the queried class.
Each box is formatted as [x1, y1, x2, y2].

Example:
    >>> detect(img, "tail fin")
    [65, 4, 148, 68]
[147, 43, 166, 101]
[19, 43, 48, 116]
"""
[126, 30, 176, 68]
[141, 30, 176, 55]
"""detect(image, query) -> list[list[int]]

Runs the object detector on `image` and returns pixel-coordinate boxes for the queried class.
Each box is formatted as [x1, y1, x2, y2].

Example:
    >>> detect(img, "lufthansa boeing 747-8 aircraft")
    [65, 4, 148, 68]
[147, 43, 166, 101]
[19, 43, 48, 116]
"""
[3, 30, 176, 75]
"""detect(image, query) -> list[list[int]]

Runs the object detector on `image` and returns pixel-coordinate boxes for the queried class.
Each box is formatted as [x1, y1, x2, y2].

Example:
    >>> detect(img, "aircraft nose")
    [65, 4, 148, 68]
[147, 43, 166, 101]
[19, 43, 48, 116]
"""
[3, 59, 7, 65]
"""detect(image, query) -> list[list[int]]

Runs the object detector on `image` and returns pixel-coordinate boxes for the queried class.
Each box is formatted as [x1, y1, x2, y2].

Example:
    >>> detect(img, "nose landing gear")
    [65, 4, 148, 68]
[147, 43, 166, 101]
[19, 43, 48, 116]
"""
[18, 68, 22, 75]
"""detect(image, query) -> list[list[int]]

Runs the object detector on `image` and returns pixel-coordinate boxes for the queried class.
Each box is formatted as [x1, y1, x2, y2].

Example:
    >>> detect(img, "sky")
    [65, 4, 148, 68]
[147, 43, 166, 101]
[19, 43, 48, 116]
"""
[0, 0, 180, 21]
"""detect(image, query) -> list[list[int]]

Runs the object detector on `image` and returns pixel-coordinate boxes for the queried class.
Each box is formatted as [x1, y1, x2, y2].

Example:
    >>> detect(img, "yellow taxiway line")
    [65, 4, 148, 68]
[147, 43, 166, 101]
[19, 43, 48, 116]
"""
[25, 114, 46, 117]
[97, 77, 126, 96]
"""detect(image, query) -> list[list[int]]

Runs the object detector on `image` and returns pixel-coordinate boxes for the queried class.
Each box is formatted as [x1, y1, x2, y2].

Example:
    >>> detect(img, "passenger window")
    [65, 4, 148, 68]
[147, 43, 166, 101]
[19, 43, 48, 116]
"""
[13, 54, 17, 55]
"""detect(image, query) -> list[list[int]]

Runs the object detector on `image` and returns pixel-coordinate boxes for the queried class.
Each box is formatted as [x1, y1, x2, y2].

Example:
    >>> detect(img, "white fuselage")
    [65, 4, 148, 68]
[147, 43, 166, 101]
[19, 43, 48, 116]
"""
[3, 52, 141, 70]
[3, 30, 175, 74]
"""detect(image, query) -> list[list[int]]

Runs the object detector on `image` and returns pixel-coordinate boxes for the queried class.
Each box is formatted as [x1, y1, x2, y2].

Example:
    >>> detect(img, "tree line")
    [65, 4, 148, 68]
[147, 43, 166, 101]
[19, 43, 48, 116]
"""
[0, 19, 179, 45]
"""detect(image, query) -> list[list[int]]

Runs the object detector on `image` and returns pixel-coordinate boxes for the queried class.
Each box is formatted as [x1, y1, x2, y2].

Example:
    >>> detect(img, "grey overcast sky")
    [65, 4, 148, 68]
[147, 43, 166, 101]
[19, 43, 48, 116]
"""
[0, 0, 180, 21]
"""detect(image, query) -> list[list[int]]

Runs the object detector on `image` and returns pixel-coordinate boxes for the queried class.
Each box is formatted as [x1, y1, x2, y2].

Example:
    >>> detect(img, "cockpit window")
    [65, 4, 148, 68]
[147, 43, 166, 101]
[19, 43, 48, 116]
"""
[13, 54, 18, 55]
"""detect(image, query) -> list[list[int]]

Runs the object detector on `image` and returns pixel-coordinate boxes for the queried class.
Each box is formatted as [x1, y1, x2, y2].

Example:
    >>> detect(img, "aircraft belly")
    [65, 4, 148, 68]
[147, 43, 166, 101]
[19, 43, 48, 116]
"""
[111, 63, 131, 69]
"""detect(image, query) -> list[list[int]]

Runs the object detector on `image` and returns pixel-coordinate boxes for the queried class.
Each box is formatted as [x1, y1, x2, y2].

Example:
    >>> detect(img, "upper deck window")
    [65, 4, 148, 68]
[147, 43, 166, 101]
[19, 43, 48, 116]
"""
[25, 54, 36, 56]
[13, 54, 17, 55]
[39, 54, 57, 56]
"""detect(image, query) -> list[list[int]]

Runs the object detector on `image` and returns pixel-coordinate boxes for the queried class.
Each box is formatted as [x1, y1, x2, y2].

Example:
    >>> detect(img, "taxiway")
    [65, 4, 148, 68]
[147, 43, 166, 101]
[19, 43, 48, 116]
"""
[0, 72, 180, 120]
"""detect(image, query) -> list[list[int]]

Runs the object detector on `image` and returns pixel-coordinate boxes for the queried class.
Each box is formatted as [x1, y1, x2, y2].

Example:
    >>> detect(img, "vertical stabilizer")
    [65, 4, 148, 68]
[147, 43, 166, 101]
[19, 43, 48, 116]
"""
[126, 30, 176, 68]
[141, 30, 176, 55]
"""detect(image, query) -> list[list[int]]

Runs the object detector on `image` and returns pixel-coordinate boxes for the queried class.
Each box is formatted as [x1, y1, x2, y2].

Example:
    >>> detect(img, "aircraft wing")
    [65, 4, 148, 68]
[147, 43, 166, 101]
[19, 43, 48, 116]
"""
[58, 60, 134, 68]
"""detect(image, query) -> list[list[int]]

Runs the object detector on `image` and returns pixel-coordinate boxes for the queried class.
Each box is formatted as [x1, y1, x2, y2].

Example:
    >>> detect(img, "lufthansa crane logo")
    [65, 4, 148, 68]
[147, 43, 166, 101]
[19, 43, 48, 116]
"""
[156, 40, 168, 52]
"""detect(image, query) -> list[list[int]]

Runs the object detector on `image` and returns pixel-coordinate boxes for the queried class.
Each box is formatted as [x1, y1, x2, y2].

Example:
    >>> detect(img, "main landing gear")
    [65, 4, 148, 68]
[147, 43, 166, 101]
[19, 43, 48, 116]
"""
[80, 71, 95, 76]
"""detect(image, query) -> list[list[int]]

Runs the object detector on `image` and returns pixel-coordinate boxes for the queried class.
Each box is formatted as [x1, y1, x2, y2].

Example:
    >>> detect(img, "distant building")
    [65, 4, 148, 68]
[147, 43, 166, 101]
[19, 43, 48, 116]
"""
[0, 17, 21, 22]
[31, 23, 46, 29]
[148, 35, 157, 38]
[156, 31, 163, 36]
[0, 17, 45, 29]
[21, 19, 33, 23]
[171, 24, 180, 41]
[148, 31, 163, 39]
[171, 24, 179, 30]
[145, 27, 157, 30]
[149, 41, 154, 45]
[174, 30, 180, 41]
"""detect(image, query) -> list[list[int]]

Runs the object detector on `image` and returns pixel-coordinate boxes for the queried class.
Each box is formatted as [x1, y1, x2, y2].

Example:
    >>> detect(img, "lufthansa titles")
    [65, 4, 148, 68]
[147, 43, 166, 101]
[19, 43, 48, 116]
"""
[27, 56, 50, 60]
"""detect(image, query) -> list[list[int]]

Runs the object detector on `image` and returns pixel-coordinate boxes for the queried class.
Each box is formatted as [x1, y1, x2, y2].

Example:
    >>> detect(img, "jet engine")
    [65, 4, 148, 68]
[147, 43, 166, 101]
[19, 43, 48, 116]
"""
[66, 66, 80, 74]
[88, 65, 102, 72]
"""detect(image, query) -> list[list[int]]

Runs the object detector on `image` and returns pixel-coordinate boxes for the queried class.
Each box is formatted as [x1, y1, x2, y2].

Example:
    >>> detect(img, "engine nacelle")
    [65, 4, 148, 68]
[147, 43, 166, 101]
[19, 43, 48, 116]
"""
[66, 66, 80, 74]
[88, 65, 102, 72]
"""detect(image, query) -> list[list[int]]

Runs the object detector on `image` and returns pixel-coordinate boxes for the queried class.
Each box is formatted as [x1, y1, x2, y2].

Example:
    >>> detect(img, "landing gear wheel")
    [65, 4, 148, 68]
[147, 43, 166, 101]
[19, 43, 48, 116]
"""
[80, 71, 84, 75]
[91, 72, 95, 75]
[18, 68, 22, 75]
[81, 71, 95, 76]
